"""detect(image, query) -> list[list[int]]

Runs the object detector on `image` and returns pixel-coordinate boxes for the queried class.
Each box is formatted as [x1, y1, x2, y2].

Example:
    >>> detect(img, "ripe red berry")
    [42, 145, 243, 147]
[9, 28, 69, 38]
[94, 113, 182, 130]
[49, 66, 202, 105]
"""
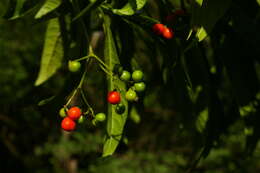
[162, 27, 174, 39]
[61, 117, 76, 131]
[107, 91, 121, 104]
[67, 106, 82, 120]
[152, 23, 165, 35]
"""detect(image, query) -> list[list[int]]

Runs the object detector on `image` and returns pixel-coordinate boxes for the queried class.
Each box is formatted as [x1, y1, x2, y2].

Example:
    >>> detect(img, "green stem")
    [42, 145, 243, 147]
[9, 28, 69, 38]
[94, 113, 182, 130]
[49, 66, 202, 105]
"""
[80, 89, 94, 116]
[75, 55, 90, 62]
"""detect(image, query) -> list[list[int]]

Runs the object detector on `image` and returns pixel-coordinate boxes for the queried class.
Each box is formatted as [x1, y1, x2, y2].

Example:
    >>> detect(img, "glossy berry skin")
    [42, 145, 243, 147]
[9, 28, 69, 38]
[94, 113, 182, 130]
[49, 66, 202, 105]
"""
[59, 108, 67, 118]
[120, 70, 131, 81]
[107, 91, 121, 104]
[132, 70, 144, 82]
[61, 117, 76, 131]
[68, 61, 81, 72]
[116, 103, 125, 114]
[67, 106, 82, 120]
[134, 82, 146, 92]
[152, 23, 165, 35]
[162, 27, 174, 39]
[95, 113, 106, 122]
[125, 89, 137, 102]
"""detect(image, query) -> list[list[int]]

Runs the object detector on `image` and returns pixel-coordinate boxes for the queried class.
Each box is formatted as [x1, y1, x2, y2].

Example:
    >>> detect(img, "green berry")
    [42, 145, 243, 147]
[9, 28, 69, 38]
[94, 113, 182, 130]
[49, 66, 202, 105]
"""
[134, 82, 146, 92]
[120, 70, 131, 81]
[132, 70, 144, 82]
[68, 60, 81, 72]
[78, 116, 85, 124]
[59, 108, 67, 118]
[116, 103, 126, 114]
[125, 89, 137, 102]
[95, 113, 106, 122]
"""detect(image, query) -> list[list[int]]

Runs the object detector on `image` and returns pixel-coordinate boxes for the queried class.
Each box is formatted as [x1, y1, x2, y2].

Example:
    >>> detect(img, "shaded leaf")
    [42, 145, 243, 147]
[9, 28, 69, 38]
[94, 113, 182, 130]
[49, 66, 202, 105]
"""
[35, 18, 63, 86]
[102, 14, 128, 157]
[38, 96, 56, 106]
[35, 0, 62, 19]
[130, 106, 141, 124]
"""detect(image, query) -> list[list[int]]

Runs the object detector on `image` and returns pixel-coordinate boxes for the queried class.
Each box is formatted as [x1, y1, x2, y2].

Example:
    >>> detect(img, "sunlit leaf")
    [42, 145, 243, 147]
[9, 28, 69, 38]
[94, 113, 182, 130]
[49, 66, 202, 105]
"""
[35, 0, 62, 19]
[113, 0, 147, 16]
[102, 14, 128, 157]
[35, 18, 63, 86]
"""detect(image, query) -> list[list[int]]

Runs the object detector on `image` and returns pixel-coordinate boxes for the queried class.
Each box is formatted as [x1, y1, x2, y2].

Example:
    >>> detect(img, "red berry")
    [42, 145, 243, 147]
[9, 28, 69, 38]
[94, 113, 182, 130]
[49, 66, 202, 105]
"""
[162, 27, 174, 39]
[107, 91, 121, 104]
[67, 106, 82, 120]
[152, 23, 165, 35]
[61, 117, 76, 131]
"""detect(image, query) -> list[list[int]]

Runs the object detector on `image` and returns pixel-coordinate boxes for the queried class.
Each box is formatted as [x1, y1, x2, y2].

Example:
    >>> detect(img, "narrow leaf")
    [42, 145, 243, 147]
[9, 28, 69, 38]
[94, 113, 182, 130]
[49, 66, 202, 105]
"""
[35, 0, 62, 19]
[113, 0, 147, 16]
[35, 18, 63, 86]
[102, 14, 128, 157]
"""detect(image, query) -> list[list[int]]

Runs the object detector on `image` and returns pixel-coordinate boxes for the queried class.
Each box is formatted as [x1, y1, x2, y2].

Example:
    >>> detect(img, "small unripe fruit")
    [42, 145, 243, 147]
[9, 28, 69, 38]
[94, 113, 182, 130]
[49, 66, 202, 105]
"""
[134, 82, 146, 92]
[120, 70, 131, 81]
[61, 117, 76, 131]
[59, 107, 67, 118]
[67, 106, 82, 120]
[125, 89, 137, 102]
[95, 113, 106, 122]
[68, 61, 81, 72]
[132, 70, 144, 82]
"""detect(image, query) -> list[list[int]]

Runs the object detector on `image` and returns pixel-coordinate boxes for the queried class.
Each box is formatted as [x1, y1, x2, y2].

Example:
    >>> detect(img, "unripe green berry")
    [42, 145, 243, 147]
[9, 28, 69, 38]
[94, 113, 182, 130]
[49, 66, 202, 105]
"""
[59, 108, 67, 118]
[125, 89, 137, 102]
[120, 70, 131, 81]
[68, 60, 81, 72]
[134, 82, 146, 92]
[95, 113, 106, 122]
[132, 70, 144, 82]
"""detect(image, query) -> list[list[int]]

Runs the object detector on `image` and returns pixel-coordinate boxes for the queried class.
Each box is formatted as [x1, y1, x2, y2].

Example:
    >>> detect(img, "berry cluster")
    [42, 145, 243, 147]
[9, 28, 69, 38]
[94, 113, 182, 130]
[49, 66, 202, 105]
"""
[59, 106, 106, 132]
[152, 23, 174, 39]
[109, 65, 146, 111]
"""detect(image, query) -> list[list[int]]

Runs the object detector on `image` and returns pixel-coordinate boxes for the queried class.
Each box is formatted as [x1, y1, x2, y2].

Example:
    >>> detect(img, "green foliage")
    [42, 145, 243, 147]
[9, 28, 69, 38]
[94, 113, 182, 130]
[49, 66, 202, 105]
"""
[1, 0, 260, 172]
[102, 14, 129, 157]
[35, 0, 62, 19]
[35, 18, 63, 86]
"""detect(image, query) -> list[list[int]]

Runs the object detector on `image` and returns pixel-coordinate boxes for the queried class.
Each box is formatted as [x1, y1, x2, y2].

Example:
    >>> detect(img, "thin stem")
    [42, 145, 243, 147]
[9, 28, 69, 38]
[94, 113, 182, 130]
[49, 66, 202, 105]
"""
[75, 55, 90, 62]
[98, 63, 113, 77]
[92, 54, 110, 71]
[80, 89, 94, 116]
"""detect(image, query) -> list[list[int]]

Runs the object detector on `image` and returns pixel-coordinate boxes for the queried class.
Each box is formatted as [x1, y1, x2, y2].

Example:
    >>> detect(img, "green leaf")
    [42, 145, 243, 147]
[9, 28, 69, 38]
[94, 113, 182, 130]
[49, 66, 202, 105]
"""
[35, 0, 62, 19]
[191, 0, 231, 41]
[35, 18, 63, 86]
[257, 0, 260, 6]
[130, 106, 141, 124]
[4, 0, 26, 20]
[113, 0, 147, 16]
[72, 0, 104, 21]
[196, 108, 208, 133]
[38, 96, 56, 106]
[102, 14, 128, 157]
